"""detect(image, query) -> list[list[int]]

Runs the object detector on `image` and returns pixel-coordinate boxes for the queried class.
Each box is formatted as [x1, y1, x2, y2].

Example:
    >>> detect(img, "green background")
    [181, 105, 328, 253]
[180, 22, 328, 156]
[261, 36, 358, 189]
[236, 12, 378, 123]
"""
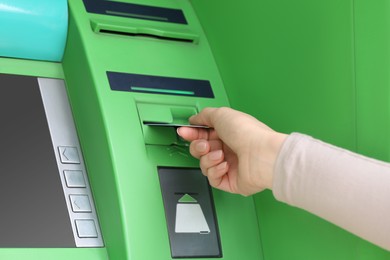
[191, 0, 390, 259]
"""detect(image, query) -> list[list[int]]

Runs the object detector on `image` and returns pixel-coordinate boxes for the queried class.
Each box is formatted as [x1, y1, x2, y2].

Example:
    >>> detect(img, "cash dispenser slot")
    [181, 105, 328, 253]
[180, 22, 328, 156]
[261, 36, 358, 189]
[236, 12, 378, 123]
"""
[137, 103, 197, 145]
[91, 21, 199, 43]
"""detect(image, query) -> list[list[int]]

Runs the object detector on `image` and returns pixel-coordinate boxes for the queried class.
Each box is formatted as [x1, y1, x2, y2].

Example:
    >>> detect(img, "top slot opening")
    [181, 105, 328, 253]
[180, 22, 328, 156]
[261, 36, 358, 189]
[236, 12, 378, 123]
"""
[91, 21, 199, 44]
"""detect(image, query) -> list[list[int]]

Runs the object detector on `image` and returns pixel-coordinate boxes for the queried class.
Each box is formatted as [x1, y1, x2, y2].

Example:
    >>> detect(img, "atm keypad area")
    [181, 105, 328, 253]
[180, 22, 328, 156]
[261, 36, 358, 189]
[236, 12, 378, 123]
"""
[0, 73, 103, 248]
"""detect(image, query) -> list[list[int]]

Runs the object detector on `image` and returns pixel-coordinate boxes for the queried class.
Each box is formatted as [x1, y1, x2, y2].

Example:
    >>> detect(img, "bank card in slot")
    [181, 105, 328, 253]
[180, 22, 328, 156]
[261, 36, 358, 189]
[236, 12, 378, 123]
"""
[143, 121, 210, 129]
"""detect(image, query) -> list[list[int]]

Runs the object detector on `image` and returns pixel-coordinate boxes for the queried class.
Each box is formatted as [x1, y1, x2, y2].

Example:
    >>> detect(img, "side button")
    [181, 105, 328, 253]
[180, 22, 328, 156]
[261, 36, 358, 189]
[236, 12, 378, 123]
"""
[70, 195, 92, 213]
[58, 146, 80, 164]
[75, 219, 98, 238]
[64, 170, 86, 188]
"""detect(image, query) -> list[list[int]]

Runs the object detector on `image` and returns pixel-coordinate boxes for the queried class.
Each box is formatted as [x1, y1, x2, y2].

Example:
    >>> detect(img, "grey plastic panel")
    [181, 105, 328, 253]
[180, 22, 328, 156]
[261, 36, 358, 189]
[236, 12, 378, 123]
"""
[38, 77, 104, 247]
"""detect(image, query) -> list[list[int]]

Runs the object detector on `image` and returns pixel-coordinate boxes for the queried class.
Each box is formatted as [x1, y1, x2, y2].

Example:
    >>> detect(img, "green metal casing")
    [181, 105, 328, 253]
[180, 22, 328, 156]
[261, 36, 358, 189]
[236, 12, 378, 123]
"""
[191, 0, 390, 259]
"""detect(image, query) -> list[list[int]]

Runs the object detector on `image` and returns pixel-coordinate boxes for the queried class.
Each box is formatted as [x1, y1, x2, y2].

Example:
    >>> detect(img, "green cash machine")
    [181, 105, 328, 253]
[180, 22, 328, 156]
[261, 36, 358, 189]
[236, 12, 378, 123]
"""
[0, 0, 389, 259]
[0, 0, 261, 259]
[63, 0, 262, 259]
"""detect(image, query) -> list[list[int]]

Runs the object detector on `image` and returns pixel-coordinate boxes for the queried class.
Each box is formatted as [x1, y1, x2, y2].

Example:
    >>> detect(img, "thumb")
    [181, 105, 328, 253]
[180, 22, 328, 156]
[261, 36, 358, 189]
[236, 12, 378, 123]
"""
[189, 107, 219, 127]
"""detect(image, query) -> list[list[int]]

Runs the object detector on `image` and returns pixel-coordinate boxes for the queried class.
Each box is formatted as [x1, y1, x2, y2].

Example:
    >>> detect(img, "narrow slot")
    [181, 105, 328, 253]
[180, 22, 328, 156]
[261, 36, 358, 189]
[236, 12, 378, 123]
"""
[130, 86, 195, 96]
[99, 29, 194, 43]
[174, 192, 199, 195]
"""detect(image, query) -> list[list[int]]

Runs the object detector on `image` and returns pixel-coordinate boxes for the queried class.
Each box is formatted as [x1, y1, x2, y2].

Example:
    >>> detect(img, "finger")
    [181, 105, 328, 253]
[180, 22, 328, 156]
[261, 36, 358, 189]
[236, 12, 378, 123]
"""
[199, 150, 224, 175]
[176, 127, 210, 142]
[207, 161, 229, 189]
[189, 107, 218, 127]
[208, 139, 224, 151]
[189, 139, 223, 158]
[189, 139, 210, 159]
[189, 107, 227, 140]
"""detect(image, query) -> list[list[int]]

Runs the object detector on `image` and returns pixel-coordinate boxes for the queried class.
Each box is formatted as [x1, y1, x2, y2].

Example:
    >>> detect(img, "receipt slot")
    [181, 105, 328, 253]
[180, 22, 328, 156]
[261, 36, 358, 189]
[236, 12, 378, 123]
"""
[158, 167, 221, 258]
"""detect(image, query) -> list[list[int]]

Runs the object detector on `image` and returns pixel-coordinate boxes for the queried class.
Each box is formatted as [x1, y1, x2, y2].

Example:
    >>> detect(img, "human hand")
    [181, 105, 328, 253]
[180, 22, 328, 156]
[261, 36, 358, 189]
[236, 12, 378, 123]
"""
[177, 107, 287, 196]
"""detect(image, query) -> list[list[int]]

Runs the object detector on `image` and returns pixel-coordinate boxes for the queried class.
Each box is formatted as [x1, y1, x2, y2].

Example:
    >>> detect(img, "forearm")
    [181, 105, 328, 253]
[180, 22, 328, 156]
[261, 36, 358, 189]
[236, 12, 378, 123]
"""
[273, 133, 390, 251]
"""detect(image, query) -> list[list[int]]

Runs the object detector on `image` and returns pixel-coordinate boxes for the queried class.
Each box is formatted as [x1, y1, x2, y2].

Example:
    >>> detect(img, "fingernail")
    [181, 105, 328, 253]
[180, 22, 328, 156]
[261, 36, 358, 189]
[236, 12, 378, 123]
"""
[210, 150, 223, 161]
[176, 127, 182, 136]
[216, 161, 227, 171]
[196, 141, 207, 153]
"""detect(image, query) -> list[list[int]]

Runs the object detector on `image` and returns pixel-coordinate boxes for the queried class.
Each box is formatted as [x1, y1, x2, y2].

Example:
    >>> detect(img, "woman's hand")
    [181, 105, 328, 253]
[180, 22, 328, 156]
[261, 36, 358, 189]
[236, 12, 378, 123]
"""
[177, 107, 287, 196]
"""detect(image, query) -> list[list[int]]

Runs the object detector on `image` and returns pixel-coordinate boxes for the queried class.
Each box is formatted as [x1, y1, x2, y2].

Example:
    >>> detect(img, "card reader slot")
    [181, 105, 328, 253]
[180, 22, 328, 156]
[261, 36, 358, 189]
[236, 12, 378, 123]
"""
[137, 103, 197, 145]
[99, 29, 195, 43]
[91, 21, 199, 44]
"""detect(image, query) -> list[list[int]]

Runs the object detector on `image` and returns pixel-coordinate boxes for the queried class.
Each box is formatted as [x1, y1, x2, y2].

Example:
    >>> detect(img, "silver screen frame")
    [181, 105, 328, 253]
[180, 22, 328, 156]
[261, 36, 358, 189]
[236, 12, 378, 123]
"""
[38, 77, 103, 248]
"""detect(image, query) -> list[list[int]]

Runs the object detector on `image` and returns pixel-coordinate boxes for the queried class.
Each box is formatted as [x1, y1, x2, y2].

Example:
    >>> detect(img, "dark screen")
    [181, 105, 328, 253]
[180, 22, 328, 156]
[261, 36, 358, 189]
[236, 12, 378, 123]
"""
[0, 73, 75, 247]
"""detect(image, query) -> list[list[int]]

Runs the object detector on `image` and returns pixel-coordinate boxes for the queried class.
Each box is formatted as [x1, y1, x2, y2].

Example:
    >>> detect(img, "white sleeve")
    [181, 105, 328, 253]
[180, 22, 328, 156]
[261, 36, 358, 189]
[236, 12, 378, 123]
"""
[272, 133, 390, 251]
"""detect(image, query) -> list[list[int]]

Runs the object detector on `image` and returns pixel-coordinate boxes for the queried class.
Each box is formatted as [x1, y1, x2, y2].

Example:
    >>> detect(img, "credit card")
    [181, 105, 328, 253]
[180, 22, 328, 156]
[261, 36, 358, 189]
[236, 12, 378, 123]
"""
[143, 121, 210, 129]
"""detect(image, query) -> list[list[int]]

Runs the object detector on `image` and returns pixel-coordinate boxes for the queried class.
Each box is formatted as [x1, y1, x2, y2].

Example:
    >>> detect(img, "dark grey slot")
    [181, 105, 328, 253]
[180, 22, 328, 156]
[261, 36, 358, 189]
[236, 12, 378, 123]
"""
[99, 29, 194, 43]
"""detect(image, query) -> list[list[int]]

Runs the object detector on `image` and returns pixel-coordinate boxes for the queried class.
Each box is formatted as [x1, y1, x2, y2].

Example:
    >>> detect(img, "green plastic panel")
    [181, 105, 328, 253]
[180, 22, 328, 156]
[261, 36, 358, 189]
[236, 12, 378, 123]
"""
[0, 57, 64, 79]
[0, 249, 108, 260]
[63, 0, 263, 259]
[191, 0, 390, 259]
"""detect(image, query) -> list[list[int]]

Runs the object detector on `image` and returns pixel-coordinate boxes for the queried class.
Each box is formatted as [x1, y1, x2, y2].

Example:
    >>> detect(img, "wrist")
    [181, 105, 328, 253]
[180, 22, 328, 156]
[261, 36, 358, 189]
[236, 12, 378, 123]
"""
[255, 132, 288, 191]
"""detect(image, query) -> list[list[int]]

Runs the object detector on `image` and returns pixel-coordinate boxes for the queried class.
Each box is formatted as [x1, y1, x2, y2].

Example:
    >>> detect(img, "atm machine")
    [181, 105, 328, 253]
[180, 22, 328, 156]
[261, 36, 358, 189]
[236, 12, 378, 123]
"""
[0, 0, 261, 259]
[1, 0, 389, 260]
[62, 0, 263, 259]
